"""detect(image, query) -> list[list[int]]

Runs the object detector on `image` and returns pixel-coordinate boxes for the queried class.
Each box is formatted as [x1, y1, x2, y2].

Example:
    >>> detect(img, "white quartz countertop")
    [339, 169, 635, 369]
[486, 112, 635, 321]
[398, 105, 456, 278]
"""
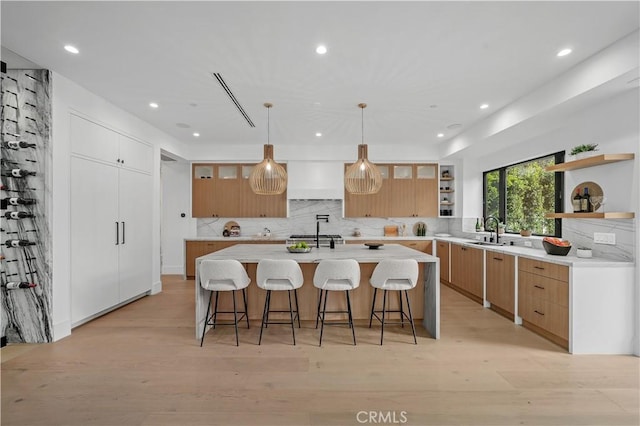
[185, 236, 434, 242]
[196, 243, 437, 263]
[435, 237, 634, 268]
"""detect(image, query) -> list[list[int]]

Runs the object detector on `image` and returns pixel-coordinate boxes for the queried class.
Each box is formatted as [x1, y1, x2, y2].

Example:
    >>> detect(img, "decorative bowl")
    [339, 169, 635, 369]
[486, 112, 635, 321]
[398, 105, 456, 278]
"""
[287, 247, 312, 253]
[364, 243, 383, 250]
[542, 240, 571, 256]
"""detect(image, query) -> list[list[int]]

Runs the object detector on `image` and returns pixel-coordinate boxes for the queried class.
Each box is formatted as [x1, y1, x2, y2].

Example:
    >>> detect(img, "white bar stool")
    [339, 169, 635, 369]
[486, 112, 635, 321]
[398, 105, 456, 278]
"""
[369, 259, 419, 345]
[313, 259, 360, 346]
[256, 259, 304, 345]
[199, 259, 250, 347]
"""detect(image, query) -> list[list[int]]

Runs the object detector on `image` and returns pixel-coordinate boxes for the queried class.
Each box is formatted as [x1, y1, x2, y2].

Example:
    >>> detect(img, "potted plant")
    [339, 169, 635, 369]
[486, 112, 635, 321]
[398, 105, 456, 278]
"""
[570, 143, 599, 160]
[519, 218, 536, 237]
[497, 222, 506, 235]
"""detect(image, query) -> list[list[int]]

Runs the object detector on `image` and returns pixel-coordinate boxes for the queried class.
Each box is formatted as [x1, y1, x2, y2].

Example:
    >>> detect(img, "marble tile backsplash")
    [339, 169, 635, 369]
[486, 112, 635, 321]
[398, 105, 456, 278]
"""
[197, 200, 453, 239]
[449, 217, 635, 262]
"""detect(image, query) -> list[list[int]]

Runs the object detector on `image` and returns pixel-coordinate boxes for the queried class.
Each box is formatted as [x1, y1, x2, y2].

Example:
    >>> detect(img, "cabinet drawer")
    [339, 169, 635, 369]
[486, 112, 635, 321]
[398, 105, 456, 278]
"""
[518, 296, 568, 340]
[519, 257, 569, 282]
[402, 241, 432, 253]
[518, 271, 568, 308]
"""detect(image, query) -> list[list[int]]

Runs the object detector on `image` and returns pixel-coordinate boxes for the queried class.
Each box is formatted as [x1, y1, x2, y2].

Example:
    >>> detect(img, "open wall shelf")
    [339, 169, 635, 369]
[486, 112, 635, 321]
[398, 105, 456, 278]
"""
[545, 153, 634, 172]
[545, 212, 635, 219]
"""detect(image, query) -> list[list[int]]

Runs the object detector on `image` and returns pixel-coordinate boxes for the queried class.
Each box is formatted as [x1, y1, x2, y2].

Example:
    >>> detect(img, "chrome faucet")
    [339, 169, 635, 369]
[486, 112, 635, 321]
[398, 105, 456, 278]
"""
[485, 216, 500, 245]
[316, 214, 329, 248]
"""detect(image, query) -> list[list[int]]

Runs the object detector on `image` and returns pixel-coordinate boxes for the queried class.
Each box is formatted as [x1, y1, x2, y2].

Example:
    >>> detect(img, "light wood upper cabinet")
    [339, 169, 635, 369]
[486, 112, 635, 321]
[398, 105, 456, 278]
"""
[192, 163, 287, 218]
[485, 251, 515, 317]
[344, 163, 438, 218]
[344, 164, 391, 217]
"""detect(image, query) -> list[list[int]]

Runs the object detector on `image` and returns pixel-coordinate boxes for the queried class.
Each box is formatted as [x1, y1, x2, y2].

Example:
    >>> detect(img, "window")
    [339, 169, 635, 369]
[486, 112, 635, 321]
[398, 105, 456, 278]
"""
[483, 152, 564, 237]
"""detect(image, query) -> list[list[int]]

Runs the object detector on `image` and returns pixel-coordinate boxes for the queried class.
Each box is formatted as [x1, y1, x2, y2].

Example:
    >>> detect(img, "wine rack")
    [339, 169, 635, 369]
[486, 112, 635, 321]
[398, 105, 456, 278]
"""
[0, 61, 52, 344]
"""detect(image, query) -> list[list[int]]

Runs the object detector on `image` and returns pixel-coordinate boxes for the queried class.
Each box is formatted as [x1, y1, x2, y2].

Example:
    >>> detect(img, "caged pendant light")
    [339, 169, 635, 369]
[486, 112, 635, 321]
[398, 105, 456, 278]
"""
[344, 103, 382, 194]
[249, 103, 288, 195]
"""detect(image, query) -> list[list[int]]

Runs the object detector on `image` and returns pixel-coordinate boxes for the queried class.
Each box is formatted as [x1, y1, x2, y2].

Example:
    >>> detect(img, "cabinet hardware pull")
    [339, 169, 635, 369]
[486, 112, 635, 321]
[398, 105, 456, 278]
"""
[493, 257, 503, 261]
[115, 222, 119, 245]
[534, 285, 545, 289]
[534, 310, 545, 316]
[121, 221, 125, 244]
[534, 266, 545, 270]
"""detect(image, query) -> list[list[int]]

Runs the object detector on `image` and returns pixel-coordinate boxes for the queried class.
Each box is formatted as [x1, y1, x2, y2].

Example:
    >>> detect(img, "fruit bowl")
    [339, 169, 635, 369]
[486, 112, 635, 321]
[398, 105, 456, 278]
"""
[542, 239, 571, 256]
[287, 246, 312, 253]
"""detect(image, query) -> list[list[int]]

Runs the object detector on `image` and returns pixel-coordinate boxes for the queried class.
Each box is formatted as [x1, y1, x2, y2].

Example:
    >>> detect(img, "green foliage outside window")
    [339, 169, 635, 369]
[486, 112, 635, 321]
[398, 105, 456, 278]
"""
[484, 153, 563, 237]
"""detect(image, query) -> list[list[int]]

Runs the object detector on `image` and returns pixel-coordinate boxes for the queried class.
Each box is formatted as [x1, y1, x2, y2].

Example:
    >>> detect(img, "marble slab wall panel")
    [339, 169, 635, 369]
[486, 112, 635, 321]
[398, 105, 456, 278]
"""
[450, 217, 635, 261]
[1, 69, 52, 343]
[197, 200, 452, 238]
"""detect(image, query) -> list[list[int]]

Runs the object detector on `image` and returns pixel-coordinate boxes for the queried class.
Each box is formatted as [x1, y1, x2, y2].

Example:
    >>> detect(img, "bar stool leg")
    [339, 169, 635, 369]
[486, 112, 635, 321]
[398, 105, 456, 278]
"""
[288, 290, 296, 345]
[398, 290, 404, 328]
[346, 291, 356, 346]
[232, 290, 239, 346]
[319, 289, 329, 347]
[212, 291, 220, 329]
[200, 290, 213, 347]
[380, 290, 387, 345]
[315, 288, 323, 329]
[294, 289, 301, 328]
[369, 288, 377, 328]
[405, 290, 417, 344]
[259, 290, 271, 345]
[242, 288, 250, 329]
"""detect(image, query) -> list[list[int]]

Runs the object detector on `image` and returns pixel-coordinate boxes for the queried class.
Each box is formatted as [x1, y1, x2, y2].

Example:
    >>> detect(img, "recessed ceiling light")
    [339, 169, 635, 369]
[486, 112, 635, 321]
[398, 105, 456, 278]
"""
[316, 45, 327, 55]
[149, 102, 159, 109]
[315, 132, 322, 137]
[64, 45, 79, 54]
[437, 133, 444, 138]
[480, 104, 489, 109]
[557, 48, 572, 57]
[193, 132, 200, 137]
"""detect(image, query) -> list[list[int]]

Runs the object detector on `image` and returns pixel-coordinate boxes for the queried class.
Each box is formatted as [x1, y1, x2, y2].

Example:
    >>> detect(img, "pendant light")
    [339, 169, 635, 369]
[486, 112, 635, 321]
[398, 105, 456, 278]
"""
[249, 103, 287, 195]
[344, 103, 382, 194]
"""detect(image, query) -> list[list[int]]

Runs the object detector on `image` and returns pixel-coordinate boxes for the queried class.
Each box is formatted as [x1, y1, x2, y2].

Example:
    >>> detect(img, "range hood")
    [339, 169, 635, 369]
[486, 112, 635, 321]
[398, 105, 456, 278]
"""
[286, 161, 344, 199]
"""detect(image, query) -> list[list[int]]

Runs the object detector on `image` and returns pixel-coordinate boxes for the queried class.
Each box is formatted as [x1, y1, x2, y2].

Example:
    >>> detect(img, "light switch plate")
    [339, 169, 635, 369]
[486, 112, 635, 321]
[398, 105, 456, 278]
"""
[523, 241, 533, 247]
[594, 232, 616, 245]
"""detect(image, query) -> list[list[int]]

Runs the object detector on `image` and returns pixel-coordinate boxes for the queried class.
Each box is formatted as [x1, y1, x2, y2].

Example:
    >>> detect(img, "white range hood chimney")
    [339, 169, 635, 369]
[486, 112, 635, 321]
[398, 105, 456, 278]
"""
[286, 161, 344, 199]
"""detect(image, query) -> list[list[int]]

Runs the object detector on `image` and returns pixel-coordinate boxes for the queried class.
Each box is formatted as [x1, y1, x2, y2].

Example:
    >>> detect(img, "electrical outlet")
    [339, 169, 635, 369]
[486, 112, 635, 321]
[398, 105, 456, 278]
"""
[594, 232, 616, 245]
[523, 241, 533, 247]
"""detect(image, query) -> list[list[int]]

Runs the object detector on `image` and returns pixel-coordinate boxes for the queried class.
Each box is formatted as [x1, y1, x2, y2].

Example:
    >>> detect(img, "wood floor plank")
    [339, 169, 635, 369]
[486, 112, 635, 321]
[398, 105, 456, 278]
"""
[1, 276, 638, 426]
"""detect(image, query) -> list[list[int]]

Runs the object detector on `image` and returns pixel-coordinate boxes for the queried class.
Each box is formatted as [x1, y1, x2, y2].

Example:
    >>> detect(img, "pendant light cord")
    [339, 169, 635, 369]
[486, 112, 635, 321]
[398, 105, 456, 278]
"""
[267, 105, 270, 146]
[361, 106, 364, 145]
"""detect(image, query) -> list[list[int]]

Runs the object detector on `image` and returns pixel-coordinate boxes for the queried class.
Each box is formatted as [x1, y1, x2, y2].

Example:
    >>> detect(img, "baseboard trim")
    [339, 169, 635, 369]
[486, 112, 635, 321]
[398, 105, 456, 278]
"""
[53, 320, 72, 342]
[151, 280, 162, 295]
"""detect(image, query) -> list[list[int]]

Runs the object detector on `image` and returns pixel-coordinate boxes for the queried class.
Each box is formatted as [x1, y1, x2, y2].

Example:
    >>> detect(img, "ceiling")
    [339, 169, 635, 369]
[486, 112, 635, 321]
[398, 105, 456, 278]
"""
[1, 1, 639, 153]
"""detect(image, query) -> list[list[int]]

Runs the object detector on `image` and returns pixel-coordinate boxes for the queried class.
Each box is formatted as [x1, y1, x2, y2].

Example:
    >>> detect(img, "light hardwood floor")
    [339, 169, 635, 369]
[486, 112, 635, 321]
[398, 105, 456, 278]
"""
[1, 275, 638, 426]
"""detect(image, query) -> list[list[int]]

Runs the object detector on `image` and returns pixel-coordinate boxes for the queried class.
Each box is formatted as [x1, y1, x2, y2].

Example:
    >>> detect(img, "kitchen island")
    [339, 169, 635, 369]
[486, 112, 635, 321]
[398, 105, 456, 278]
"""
[195, 243, 440, 341]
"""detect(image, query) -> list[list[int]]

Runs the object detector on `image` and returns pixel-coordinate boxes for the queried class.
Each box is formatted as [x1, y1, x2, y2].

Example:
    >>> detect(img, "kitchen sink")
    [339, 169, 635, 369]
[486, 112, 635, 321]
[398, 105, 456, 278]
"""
[469, 241, 506, 246]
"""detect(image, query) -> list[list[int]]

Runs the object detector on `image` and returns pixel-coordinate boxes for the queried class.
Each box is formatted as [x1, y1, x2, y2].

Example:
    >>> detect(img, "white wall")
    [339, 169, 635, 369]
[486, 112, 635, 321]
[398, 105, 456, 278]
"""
[51, 72, 188, 341]
[161, 160, 194, 274]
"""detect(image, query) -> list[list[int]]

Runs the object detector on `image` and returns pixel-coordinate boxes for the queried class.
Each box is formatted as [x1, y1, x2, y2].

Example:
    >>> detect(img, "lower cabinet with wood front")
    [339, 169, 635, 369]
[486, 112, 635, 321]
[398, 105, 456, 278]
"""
[517, 257, 569, 349]
[448, 243, 484, 304]
[185, 240, 285, 279]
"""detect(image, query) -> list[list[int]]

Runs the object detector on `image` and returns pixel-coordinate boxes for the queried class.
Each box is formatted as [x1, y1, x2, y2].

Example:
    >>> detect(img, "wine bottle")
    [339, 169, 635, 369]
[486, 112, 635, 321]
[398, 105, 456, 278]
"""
[475, 218, 481, 232]
[572, 189, 583, 213]
[582, 187, 591, 213]
[2, 141, 36, 150]
[2, 169, 36, 178]
[2, 197, 36, 206]
[4, 211, 35, 220]
[4, 239, 37, 248]
[2, 281, 37, 290]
